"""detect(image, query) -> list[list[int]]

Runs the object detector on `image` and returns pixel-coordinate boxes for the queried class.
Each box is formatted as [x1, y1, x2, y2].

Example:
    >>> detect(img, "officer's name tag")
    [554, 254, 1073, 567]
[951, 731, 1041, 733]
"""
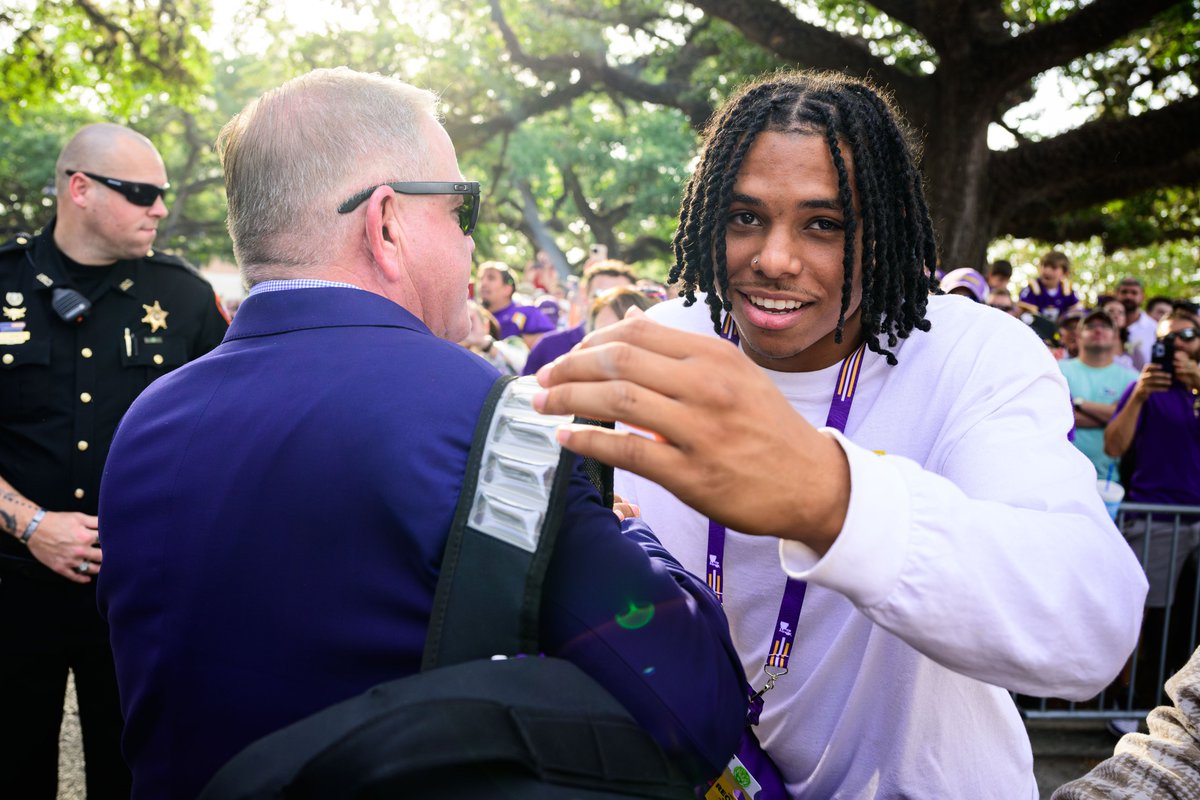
[0, 322, 30, 346]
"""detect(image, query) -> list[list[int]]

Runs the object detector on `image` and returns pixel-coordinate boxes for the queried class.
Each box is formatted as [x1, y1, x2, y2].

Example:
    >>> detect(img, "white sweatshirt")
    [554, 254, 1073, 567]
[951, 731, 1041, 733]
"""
[616, 294, 1148, 799]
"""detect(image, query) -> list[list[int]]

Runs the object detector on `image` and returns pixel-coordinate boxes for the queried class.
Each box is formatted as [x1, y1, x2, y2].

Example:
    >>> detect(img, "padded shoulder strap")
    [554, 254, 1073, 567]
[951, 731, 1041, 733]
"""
[422, 375, 576, 670]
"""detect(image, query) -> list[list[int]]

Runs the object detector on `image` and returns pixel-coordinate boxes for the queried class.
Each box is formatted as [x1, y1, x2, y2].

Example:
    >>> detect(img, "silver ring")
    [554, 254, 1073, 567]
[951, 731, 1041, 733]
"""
[76, 561, 90, 574]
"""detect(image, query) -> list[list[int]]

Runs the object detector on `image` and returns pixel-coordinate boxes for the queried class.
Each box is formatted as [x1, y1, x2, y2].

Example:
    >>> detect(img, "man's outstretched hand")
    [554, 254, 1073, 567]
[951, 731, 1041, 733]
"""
[534, 311, 849, 552]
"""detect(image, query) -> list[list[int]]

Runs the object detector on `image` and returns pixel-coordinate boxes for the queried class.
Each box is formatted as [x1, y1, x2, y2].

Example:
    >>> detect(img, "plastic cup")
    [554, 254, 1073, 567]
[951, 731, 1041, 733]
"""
[1097, 480, 1124, 521]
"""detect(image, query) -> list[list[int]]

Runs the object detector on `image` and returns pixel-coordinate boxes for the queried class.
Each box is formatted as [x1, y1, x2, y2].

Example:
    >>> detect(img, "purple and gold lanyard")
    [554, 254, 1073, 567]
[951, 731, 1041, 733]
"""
[708, 315, 866, 713]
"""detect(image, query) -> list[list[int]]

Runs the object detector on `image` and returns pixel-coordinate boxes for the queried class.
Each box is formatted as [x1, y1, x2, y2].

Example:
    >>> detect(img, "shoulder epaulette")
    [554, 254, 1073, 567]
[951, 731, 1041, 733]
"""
[0, 233, 35, 257]
[144, 248, 203, 278]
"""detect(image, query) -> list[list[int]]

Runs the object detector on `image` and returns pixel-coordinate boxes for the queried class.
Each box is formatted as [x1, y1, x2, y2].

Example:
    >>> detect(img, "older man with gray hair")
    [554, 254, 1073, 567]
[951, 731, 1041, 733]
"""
[96, 68, 743, 799]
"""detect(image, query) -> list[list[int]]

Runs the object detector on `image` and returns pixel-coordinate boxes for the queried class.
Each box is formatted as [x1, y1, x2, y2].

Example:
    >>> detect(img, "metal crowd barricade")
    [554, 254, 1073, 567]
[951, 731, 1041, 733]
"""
[1019, 502, 1200, 721]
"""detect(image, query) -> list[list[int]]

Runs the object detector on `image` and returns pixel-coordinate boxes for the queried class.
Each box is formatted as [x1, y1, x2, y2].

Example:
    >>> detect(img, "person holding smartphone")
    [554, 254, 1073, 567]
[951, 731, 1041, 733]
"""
[1105, 307, 1200, 710]
[1105, 307, 1200, 509]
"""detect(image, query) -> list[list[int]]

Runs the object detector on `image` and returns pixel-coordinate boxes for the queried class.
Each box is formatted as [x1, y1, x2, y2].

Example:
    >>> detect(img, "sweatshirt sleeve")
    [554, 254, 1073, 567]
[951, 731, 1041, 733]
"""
[779, 324, 1148, 700]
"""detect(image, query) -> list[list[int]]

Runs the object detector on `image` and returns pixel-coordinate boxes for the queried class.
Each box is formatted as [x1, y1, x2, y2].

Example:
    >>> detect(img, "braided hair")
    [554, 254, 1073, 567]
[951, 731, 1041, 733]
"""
[670, 71, 938, 365]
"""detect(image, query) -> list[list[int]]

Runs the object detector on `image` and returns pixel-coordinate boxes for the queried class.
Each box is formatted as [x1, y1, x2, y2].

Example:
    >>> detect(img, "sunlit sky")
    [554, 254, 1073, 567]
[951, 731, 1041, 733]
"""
[207, 0, 1094, 150]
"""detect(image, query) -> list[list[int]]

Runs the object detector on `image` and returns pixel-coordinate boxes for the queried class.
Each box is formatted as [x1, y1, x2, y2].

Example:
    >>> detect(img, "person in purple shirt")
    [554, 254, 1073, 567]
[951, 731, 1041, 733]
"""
[522, 259, 637, 375]
[1018, 250, 1081, 322]
[475, 260, 555, 345]
[1105, 307, 1200, 708]
[95, 68, 745, 800]
[1106, 308, 1200, 510]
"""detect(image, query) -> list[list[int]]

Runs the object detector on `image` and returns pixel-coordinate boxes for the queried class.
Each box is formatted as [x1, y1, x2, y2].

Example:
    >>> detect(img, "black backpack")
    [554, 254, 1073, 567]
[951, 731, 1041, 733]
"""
[198, 376, 695, 799]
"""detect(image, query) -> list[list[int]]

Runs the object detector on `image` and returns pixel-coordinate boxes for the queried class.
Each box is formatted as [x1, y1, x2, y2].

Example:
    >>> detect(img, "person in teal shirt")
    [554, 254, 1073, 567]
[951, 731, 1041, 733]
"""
[1059, 310, 1139, 478]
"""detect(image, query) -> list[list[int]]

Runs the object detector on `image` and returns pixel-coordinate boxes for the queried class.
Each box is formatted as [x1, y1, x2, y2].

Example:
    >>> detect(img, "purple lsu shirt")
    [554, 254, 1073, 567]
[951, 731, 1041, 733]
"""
[492, 303, 555, 339]
[521, 324, 585, 376]
[1114, 381, 1200, 506]
[1018, 278, 1080, 322]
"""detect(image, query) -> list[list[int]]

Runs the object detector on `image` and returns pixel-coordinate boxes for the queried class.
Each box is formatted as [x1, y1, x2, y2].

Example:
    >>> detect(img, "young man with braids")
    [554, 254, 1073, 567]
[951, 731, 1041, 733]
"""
[534, 70, 1147, 797]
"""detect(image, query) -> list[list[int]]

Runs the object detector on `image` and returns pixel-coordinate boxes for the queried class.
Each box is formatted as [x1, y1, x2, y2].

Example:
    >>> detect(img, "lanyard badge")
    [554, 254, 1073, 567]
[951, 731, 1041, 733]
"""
[706, 318, 867, 798]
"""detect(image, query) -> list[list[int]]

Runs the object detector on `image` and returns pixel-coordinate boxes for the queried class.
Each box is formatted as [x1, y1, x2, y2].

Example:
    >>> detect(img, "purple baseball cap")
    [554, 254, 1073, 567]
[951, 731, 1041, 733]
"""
[536, 297, 561, 325]
[939, 268, 988, 303]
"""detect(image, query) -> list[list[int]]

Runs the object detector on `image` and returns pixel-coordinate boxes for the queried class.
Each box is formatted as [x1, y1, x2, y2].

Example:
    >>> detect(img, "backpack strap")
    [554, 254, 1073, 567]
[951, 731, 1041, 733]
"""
[422, 375, 576, 669]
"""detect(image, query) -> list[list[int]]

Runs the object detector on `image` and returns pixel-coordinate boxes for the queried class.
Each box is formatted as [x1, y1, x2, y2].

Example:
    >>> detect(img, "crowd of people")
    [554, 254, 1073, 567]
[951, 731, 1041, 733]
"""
[456, 256, 667, 376]
[0, 63, 1196, 800]
[937, 255, 1200, 744]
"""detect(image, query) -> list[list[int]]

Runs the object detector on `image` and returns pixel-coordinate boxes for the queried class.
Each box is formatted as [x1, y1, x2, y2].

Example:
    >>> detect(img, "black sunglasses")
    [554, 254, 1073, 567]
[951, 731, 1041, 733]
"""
[1170, 327, 1198, 342]
[336, 181, 480, 236]
[66, 170, 169, 207]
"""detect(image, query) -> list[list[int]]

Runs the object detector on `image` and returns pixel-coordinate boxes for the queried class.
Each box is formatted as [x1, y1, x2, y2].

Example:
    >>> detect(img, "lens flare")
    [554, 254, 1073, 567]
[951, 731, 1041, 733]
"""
[615, 600, 655, 630]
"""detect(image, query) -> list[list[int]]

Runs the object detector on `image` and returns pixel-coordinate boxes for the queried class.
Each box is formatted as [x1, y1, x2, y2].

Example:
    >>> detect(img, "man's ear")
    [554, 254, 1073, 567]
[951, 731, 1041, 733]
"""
[67, 172, 92, 207]
[365, 189, 404, 283]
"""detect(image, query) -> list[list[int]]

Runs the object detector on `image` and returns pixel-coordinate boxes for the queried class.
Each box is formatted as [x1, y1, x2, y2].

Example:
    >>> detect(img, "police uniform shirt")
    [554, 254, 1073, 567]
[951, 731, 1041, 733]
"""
[0, 219, 229, 570]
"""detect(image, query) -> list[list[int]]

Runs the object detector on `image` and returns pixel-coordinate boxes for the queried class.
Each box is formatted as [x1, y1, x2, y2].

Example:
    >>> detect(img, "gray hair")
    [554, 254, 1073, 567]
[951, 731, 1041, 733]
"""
[217, 67, 439, 284]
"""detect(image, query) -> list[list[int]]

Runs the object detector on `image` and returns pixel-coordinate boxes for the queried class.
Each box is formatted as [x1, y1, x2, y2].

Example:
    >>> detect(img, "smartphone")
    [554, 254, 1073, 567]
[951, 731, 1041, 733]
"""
[1151, 335, 1175, 379]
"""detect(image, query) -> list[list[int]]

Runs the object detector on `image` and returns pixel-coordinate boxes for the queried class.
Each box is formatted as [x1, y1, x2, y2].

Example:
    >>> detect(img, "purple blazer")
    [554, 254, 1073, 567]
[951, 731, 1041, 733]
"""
[97, 287, 744, 799]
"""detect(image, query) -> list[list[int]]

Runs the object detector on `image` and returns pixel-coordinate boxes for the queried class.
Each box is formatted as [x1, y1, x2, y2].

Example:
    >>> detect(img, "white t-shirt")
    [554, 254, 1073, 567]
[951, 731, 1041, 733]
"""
[616, 294, 1148, 799]
[1125, 310, 1158, 371]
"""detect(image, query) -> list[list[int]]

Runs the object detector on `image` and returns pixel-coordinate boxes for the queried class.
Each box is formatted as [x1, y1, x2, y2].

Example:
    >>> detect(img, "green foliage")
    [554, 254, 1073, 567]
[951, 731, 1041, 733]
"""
[990, 236, 1200, 305]
[0, 107, 96, 235]
[471, 94, 696, 276]
[1052, 0, 1199, 117]
[0, 0, 1194, 292]
[0, 0, 214, 120]
[789, 0, 936, 72]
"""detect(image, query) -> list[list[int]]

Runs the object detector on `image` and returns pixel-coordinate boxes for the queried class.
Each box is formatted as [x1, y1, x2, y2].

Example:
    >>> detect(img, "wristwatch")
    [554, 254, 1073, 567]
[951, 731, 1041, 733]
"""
[1073, 396, 1084, 411]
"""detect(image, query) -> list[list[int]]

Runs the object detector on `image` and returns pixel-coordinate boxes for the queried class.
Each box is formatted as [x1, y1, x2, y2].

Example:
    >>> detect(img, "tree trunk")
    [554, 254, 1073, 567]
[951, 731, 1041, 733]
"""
[915, 73, 1001, 272]
[517, 181, 571, 278]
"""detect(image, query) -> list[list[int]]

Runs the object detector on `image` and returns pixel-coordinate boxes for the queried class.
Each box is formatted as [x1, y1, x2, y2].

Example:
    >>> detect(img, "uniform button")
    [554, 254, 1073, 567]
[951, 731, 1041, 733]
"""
[74, 489, 85, 500]
[80, 392, 92, 403]
[153, 354, 164, 365]
[16, 236, 28, 245]
[1, 354, 12, 365]
[81, 347, 93, 358]
[77, 440, 89, 452]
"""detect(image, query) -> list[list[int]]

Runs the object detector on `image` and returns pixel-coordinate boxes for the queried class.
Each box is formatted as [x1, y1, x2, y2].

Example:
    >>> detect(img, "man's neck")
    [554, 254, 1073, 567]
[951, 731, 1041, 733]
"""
[1079, 349, 1114, 369]
[1127, 307, 1142, 324]
[52, 215, 116, 266]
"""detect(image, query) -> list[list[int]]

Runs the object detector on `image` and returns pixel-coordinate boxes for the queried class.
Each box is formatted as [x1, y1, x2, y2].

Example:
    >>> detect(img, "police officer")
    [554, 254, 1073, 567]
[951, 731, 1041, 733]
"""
[0, 123, 229, 798]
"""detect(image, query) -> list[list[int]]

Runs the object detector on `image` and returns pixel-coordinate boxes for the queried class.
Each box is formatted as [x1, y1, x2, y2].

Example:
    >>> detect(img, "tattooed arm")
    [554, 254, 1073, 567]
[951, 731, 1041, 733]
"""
[0, 476, 42, 538]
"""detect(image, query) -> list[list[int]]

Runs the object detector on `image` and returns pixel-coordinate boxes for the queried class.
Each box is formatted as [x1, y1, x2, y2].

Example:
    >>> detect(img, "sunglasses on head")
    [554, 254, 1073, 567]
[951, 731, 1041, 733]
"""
[66, 170, 169, 207]
[337, 181, 480, 236]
